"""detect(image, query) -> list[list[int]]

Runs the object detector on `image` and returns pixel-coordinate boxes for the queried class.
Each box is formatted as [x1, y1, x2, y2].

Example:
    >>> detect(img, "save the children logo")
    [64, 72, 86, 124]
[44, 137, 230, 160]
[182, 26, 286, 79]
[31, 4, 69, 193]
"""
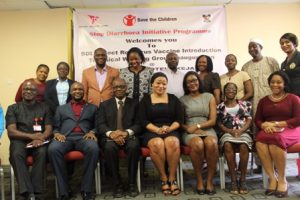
[88, 15, 99, 24]
[123, 14, 136, 26]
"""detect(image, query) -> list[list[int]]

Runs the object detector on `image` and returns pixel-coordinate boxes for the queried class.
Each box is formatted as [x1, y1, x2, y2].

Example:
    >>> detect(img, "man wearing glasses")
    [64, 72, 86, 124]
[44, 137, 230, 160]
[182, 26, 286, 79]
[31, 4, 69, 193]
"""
[6, 80, 53, 200]
[97, 78, 140, 198]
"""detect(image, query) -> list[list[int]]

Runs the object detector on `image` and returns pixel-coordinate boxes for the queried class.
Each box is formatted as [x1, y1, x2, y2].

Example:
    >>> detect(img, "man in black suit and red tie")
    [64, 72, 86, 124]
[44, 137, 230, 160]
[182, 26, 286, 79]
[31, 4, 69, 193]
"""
[48, 82, 99, 200]
[97, 77, 140, 198]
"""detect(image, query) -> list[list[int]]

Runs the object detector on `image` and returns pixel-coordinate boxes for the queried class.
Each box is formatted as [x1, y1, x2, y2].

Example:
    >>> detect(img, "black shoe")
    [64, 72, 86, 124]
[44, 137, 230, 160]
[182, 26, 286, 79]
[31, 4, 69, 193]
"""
[205, 189, 216, 195]
[253, 166, 262, 174]
[113, 184, 124, 198]
[81, 192, 94, 200]
[196, 189, 205, 195]
[26, 193, 35, 200]
[58, 195, 69, 200]
[128, 184, 139, 197]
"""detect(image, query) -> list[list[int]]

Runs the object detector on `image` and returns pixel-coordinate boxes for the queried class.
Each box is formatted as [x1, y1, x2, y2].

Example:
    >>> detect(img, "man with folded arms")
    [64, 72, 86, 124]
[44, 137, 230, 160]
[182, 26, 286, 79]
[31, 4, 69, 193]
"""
[48, 82, 99, 200]
[97, 78, 140, 198]
[6, 80, 52, 200]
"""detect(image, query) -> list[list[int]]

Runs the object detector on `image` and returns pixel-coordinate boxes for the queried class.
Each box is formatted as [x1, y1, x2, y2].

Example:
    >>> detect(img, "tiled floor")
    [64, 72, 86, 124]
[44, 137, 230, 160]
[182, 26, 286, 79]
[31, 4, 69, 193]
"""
[2, 153, 300, 199]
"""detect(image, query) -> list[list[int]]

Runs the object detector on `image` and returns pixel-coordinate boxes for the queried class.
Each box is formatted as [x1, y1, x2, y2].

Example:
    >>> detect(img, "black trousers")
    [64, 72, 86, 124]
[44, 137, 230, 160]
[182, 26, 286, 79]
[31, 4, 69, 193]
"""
[101, 136, 140, 185]
[9, 140, 47, 195]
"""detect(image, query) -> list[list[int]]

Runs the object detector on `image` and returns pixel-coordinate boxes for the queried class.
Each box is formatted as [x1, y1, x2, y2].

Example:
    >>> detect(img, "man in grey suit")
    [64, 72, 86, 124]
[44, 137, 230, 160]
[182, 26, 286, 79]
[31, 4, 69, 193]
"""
[48, 82, 99, 200]
[97, 78, 140, 198]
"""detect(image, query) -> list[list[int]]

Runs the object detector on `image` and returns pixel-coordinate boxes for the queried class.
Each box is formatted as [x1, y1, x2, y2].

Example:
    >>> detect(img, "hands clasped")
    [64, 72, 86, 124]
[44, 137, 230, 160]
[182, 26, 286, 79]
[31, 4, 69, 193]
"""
[110, 130, 129, 145]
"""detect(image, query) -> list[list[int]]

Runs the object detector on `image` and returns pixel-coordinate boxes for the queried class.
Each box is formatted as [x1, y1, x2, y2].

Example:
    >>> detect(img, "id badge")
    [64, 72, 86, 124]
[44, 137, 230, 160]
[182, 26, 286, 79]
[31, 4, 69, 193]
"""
[33, 125, 42, 131]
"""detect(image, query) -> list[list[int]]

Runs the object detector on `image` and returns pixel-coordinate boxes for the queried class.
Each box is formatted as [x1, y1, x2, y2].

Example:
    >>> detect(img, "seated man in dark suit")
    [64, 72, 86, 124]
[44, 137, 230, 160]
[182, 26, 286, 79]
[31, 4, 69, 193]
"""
[48, 82, 99, 200]
[97, 78, 140, 198]
[44, 61, 74, 114]
[6, 80, 53, 200]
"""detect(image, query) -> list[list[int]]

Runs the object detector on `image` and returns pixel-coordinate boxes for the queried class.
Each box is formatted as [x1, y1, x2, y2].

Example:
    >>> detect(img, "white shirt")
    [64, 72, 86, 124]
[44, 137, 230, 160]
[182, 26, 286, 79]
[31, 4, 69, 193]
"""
[105, 97, 134, 137]
[56, 78, 69, 106]
[163, 68, 185, 98]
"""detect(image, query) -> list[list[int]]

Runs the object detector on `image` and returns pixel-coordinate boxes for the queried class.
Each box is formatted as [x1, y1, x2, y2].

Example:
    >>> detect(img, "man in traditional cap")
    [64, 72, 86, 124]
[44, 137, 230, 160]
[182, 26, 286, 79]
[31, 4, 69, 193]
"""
[242, 38, 279, 173]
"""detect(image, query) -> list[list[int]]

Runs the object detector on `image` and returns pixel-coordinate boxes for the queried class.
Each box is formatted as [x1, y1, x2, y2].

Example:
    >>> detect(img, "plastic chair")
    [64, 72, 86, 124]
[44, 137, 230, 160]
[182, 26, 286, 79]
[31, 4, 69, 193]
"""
[218, 144, 255, 189]
[10, 156, 34, 200]
[54, 151, 101, 198]
[0, 158, 4, 200]
[139, 147, 180, 192]
[98, 149, 141, 193]
[180, 145, 224, 191]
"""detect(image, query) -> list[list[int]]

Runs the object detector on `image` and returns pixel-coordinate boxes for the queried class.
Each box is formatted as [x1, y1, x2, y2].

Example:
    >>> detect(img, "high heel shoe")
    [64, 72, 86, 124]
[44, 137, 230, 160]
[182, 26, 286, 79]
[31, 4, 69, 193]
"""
[265, 188, 276, 196]
[275, 190, 288, 198]
[265, 180, 278, 196]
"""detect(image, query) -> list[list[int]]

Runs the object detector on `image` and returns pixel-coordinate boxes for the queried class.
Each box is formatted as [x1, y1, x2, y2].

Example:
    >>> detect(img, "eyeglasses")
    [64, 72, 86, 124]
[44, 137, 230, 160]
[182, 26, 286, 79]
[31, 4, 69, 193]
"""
[23, 88, 37, 92]
[113, 85, 126, 89]
[186, 79, 198, 85]
[224, 88, 237, 92]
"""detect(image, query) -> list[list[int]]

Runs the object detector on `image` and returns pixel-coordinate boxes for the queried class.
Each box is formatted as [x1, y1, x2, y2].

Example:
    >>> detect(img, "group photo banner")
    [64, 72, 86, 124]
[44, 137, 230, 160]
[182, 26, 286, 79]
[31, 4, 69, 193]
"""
[73, 6, 228, 81]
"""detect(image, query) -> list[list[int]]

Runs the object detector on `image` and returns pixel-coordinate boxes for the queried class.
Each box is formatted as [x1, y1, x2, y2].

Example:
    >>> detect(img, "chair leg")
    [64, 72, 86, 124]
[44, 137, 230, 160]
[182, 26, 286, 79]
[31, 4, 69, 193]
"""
[0, 166, 4, 200]
[262, 167, 268, 189]
[55, 176, 59, 198]
[95, 161, 101, 195]
[176, 161, 180, 190]
[179, 157, 184, 191]
[250, 152, 254, 176]
[10, 166, 15, 200]
[219, 156, 225, 190]
[137, 160, 141, 193]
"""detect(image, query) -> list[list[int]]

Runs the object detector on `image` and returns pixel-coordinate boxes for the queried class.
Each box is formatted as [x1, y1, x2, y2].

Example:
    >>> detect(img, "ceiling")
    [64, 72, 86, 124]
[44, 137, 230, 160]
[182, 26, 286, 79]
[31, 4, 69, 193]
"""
[0, 0, 299, 10]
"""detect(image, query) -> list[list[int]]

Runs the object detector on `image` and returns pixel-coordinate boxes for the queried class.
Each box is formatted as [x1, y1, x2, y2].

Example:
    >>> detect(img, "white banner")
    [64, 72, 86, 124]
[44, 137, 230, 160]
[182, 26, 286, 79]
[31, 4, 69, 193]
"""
[73, 6, 228, 81]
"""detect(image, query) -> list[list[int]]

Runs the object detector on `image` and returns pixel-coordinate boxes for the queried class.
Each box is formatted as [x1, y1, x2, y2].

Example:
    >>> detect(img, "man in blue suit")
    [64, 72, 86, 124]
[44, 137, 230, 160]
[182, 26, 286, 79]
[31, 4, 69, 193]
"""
[48, 82, 99, 200]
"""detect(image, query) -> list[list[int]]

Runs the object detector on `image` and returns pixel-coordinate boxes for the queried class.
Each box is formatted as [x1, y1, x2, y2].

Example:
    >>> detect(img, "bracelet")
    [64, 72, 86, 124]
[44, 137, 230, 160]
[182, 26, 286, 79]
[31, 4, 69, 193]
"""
[196, 123, 201, 129]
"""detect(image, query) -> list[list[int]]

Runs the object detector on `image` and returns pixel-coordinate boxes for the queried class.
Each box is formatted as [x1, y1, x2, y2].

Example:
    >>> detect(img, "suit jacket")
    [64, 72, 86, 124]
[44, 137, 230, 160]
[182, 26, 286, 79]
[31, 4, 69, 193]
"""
[97, 97, 140, 138]
[44, 78, 75, 114]
[82, 65, 119, 107]
[281, 50, 300, 95]
[53, 102, 98, 136]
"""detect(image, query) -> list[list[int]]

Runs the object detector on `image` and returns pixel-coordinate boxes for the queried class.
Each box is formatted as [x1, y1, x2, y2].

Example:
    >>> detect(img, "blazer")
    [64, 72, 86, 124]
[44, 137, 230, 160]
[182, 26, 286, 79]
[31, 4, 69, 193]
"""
[44, 78, 75, 114]
[97, 97, 141, 138]
[53, 102, 98, 136]
[82, 65, 119, 107]
[281, 50, 300, 96]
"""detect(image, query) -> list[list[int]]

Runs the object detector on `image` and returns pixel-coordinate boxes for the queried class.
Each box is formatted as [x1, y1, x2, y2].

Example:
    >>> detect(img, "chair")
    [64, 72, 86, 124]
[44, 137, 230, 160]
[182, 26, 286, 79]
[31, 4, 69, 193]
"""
[0, 159, 4, 200]
[219, 144, 255, 189]
[262, 142, 300, 188]
[97, 149, 141, 193]
[180, 145, 224, 191]
[10, 156, 34, 200]
[54, 151, 101, 198]
[139, 147, 181, 192]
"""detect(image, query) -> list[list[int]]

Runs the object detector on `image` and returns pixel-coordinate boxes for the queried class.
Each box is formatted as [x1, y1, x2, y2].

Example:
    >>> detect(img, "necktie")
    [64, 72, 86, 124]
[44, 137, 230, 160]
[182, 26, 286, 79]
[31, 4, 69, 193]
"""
[117, 100, 124, 130]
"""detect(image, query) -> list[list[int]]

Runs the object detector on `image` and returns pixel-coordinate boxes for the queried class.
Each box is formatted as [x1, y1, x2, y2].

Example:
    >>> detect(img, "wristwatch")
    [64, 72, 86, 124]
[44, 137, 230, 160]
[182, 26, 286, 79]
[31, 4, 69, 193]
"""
[196, 123, 201, 129]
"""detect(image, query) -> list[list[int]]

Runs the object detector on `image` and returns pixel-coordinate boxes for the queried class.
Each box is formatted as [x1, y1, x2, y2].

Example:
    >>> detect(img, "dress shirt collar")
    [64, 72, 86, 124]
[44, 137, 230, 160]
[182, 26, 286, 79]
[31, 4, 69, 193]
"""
[56, 78, 68, 82]
[70, 99, 86, 106]
[115, 97, 126, 105]
[94, 65, 107, 74]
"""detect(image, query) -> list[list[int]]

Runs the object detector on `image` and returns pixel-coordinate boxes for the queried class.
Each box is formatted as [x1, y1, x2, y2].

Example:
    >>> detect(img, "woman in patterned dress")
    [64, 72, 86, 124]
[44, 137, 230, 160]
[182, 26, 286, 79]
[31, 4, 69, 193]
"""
[217, 82, 252, 194]
[120, 47, 154, 102]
